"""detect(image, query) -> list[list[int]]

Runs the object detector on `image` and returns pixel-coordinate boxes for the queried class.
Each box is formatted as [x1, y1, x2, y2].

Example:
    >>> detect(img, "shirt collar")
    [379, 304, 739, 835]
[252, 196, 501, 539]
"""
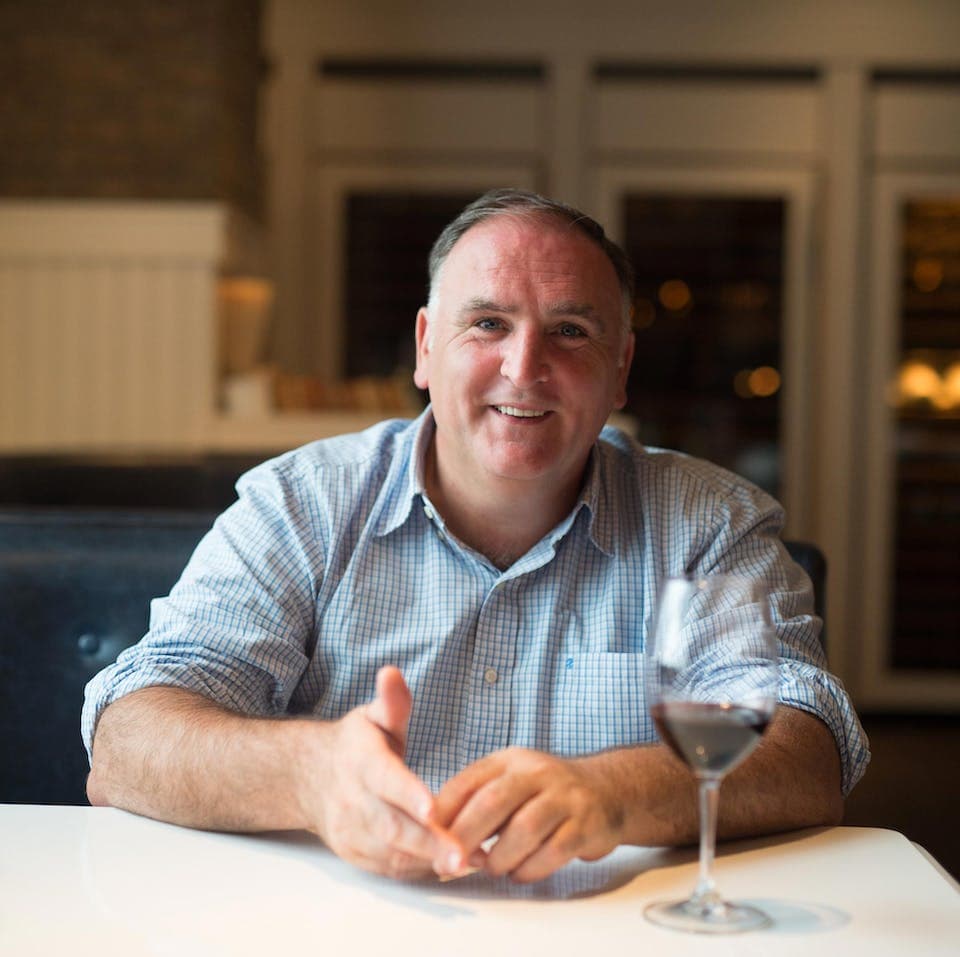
[578, 438, 617, 558]
[374, 406, 436, 537]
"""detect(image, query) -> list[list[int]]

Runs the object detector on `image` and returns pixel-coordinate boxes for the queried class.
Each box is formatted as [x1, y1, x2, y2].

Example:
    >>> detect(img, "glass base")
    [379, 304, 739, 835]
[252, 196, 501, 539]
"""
[644, 896, 771, 934]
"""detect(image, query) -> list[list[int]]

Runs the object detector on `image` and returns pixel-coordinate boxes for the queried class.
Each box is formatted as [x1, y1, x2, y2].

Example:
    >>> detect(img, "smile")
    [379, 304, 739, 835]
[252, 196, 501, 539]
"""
[494, 406, 547, 418]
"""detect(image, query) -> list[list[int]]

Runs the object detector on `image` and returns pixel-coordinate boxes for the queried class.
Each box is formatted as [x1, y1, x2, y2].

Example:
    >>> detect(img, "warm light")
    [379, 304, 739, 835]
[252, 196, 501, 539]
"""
[912, 258, 944, 293]
[898, 361, 941, 401]
[218, 276, 274, 306]
[658, 279, 692, 313]
[943, 363, 960, 405]
[748, 366, 781, 398]
[217, 276, 275, 376]
[733, 366, 781, 399]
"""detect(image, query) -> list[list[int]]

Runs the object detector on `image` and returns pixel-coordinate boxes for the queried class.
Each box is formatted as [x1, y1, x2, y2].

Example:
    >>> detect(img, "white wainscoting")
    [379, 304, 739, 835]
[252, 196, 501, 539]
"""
[0, 201, 257, 452]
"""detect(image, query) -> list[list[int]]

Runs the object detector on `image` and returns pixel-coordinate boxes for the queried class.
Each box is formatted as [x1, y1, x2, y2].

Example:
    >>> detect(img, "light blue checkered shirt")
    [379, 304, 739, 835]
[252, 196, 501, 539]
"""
[82, 409, 869, 795]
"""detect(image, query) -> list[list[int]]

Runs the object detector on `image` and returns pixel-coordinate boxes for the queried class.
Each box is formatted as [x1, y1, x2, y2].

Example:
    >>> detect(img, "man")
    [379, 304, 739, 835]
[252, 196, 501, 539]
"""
[84, 189, 868, 884]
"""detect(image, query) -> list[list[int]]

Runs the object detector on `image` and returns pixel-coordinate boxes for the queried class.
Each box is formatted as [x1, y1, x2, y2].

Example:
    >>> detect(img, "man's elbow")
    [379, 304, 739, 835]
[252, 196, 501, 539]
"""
[771, 707, 846, 829]
[807, 735, 845, 828]
[85, 728, 117, 807]
[86, 766, 109, 807]
[821, 785, 845, 827]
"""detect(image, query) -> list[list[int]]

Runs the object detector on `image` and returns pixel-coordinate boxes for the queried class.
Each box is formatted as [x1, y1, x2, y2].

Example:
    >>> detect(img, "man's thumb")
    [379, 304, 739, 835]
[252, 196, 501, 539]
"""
[366, 665, 412, 755]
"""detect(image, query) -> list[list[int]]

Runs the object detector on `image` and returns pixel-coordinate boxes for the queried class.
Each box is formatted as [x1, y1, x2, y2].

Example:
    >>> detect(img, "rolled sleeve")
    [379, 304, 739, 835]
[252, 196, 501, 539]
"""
[82, 458, 324, 761]
[681, 469, 871, 796]
[769, 551, 871, 796]
[777, 660, 870, 795]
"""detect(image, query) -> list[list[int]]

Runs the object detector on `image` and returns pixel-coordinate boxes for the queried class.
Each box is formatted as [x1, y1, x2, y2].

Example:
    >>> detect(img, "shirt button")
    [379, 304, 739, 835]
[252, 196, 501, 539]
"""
[483, 667, 498, 685]
[423, 504, 435, 521]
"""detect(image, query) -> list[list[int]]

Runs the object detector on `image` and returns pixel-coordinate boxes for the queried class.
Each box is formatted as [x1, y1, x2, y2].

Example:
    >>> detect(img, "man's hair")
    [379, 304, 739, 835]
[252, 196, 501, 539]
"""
[426, 188, 635, 331]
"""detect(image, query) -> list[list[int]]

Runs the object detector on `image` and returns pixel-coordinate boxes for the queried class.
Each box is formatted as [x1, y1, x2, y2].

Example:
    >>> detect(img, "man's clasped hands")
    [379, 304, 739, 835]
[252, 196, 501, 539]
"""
[316, 665, 623, 883]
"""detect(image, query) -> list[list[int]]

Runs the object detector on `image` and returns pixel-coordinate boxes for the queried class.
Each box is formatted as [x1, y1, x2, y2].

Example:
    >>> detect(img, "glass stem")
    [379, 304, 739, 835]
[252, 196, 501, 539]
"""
[693, 777, 721, 905]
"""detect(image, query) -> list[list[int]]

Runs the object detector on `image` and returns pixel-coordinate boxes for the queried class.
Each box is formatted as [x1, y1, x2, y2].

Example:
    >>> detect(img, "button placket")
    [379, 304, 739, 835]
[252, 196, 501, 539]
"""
[459, 580, 517, 757]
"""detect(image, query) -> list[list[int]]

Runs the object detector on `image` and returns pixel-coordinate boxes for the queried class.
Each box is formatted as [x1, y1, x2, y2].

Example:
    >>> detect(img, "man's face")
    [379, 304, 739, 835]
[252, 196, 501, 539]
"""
[414, 214, 634, 498]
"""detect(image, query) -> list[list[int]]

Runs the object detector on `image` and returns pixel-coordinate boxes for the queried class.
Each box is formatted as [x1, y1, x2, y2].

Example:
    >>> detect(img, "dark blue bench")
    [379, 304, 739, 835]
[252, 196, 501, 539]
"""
[0, 509, 217, 805]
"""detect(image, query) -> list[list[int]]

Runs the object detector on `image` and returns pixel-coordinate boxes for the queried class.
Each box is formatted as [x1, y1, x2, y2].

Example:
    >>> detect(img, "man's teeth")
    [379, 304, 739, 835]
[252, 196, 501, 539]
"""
[496, 406, 546, 418]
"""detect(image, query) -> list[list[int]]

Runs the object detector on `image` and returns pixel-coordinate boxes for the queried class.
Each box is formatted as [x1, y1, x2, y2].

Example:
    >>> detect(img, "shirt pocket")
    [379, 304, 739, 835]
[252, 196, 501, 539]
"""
[548, 652, 651, 756]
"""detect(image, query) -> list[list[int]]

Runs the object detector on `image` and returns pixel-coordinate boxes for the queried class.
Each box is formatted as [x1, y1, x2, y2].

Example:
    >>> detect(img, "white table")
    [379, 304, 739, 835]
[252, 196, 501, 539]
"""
[2, 805, 957, 956]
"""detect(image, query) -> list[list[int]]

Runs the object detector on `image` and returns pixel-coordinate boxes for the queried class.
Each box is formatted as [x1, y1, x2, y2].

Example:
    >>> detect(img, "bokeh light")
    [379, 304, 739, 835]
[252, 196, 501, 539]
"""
[733, 366, 781, 399]
[658, 279, 692, 313]
[912, 257, 944, 293]
[748, 366, 781, 397]
[898, 360, 942, 401]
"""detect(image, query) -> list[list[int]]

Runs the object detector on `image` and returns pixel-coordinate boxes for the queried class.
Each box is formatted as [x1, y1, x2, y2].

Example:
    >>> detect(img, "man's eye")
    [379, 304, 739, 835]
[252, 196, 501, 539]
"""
[557, 323, 587, 338]
[475, 317, 503, 331]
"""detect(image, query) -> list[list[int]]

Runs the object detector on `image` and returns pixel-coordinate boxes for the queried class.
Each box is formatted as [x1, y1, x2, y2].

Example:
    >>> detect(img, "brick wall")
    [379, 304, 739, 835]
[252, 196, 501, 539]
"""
[0, 0, 263, 218]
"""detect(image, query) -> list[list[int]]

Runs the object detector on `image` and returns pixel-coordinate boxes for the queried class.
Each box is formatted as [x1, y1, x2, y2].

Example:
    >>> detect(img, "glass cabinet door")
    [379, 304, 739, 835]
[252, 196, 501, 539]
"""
[619, 193, 785, 498]
[862, 174, 960, 709]
[594, 167, 817, 535]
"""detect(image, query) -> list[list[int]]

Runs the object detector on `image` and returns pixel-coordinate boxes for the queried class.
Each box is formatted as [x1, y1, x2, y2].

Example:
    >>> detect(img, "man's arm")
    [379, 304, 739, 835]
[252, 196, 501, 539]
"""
[87, 667, 466, 879]
[434, 705, 842, 883]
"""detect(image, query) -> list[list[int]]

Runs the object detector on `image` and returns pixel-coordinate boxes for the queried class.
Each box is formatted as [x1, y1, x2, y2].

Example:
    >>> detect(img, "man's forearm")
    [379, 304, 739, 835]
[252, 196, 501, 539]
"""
[579, 705, 844, 848]
[86, 686, 322, 832]
[86, 676, 468, 880]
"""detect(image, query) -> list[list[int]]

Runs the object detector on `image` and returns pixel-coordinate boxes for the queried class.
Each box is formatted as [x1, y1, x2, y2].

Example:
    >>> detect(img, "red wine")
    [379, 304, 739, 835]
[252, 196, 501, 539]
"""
[652, 701, 769, 776]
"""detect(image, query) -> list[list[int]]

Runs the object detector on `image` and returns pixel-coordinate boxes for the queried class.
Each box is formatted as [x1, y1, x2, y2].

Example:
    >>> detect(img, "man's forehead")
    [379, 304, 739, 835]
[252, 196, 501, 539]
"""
[459, 295, 599, 318]
[444, 215, 616, 285]
[452, 213, 579, 256]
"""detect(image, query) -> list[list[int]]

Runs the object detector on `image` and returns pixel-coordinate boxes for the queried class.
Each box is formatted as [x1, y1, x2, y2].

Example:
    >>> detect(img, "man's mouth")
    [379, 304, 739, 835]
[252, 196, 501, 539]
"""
[494, 405, 547, 418]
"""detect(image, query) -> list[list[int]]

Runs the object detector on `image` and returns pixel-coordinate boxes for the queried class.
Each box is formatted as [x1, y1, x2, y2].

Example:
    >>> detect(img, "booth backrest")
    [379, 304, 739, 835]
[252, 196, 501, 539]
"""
[0, 509, 216, 805]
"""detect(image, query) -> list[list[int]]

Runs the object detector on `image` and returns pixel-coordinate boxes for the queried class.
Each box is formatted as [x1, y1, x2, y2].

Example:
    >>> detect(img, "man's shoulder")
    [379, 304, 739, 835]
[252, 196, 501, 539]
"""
[247, 417, 415, 478]
[232, 417, 419, 511]
[598, 426, 778, 509]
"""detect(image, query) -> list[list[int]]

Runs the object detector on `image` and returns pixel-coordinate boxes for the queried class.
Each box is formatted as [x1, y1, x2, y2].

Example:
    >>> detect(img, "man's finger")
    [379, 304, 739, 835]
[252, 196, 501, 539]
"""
[484, 796, 566, 878]
[365, 665, 412, 754]
[361, 730, 434, 823]
[438, 764, 538, 856]
[355, 727, 468, 876]
[433, 753, 499, 825]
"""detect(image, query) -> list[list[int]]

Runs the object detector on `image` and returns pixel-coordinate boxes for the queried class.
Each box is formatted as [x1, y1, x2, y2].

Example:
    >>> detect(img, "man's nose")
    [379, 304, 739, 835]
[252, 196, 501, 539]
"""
[500, 328, 549, 388]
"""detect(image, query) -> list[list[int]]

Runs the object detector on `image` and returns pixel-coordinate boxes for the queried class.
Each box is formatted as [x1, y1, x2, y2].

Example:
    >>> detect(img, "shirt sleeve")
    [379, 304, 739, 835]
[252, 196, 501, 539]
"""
[689, 480, 871, 796]
[81, 459, 325, 760]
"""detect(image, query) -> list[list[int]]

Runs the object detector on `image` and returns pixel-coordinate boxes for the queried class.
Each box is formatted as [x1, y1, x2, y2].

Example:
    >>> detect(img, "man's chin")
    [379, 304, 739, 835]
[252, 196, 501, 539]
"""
[479, 450, 564, 485]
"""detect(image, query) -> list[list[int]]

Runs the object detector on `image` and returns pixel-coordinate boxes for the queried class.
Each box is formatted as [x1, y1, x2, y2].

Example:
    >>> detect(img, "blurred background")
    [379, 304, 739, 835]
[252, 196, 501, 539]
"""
[0, 0, 957, 875]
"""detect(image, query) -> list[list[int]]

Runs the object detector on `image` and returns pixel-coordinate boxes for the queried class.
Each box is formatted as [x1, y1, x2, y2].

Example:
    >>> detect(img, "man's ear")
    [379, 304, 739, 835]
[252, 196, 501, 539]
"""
[413, 307, 430, 391]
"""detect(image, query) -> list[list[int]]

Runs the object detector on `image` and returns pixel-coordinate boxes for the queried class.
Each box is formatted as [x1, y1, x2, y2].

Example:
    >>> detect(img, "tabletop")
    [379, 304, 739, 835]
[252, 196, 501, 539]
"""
[2, 804, 957, 956]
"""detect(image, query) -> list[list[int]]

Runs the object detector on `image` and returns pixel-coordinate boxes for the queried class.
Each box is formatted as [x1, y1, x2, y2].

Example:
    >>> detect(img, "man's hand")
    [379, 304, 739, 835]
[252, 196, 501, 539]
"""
[433, 747, 624, 883]
[88, 668, 467, 882]
[306, 665, 466, 880]
[433, 708, 844, 885]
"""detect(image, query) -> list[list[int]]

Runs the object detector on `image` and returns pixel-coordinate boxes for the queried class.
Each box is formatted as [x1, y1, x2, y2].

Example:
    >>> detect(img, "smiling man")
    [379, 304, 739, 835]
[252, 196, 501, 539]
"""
[84, 189, 869, 883]
[415, 210, 633, 569]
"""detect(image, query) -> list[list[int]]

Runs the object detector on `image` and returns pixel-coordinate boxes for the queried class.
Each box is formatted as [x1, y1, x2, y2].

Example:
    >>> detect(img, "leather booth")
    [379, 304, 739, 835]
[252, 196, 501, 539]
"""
[0, 509, 216, 805]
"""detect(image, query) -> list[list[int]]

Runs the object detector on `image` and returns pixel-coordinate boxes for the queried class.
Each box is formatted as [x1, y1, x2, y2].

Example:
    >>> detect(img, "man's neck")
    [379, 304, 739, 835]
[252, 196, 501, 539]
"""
[422, 437, 584, 570]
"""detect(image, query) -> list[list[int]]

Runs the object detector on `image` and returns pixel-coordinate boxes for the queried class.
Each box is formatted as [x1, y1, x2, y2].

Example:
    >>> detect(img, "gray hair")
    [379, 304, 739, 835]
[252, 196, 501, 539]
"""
[426, 188, 635, 333]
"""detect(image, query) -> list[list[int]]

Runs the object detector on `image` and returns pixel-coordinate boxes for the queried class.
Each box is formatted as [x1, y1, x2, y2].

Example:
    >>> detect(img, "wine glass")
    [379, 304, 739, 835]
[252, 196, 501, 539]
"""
[643, 573, 779, 934]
